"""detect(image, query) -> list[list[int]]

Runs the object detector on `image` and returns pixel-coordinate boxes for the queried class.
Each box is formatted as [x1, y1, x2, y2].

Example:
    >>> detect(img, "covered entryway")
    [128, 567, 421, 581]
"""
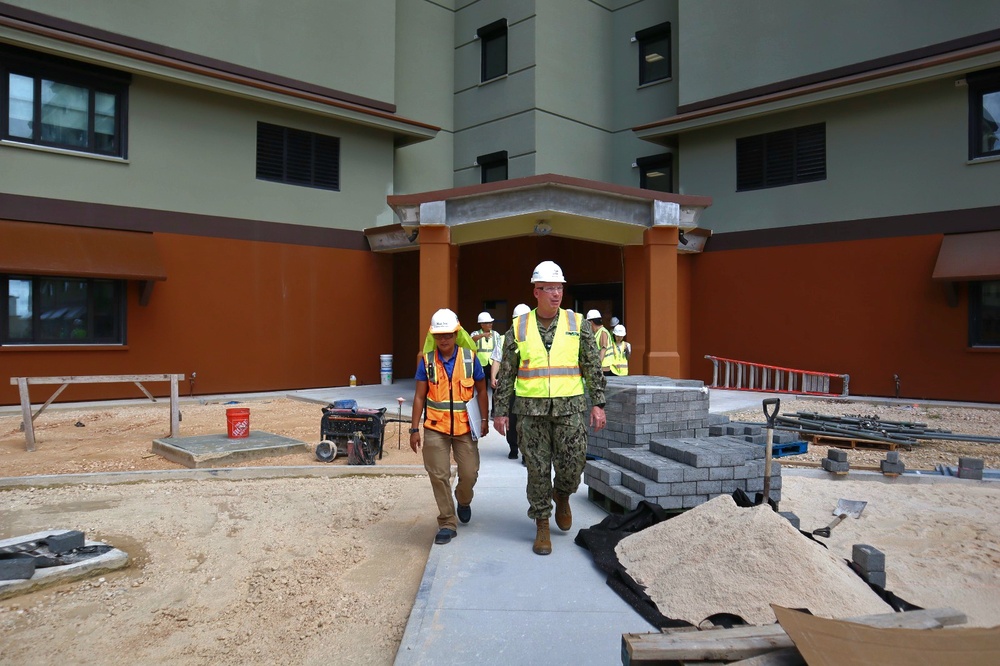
[368, 174, 712, 380]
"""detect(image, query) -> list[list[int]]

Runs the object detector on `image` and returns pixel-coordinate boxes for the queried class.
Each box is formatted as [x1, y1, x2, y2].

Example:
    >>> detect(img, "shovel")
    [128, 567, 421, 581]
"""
[758, 398, 780, 509]
[812, 498, 868, 538]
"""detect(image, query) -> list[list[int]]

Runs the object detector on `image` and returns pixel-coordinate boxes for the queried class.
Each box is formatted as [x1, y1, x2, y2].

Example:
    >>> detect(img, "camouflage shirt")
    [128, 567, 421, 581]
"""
[492, 309, 607, 417]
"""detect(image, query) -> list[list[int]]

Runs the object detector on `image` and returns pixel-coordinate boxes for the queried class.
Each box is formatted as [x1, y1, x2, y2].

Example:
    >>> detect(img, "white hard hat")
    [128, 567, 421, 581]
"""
[512, 303, 531, 317]
[610, 316, 620, 327]
[613, 324, 626, 337]
[530, 260, 566, 284]
[586, 309, 602, 320]
[477, 311, 494, 324]
[429, 308, 461, 334]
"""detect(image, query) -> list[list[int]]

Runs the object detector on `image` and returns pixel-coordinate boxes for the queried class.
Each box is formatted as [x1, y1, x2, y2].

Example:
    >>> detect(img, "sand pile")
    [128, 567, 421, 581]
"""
[615, 494, 893, 625]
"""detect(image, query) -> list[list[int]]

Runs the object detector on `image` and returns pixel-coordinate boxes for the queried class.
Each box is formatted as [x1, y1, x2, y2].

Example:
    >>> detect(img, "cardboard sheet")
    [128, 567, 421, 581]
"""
[772, 604, 1000, 666]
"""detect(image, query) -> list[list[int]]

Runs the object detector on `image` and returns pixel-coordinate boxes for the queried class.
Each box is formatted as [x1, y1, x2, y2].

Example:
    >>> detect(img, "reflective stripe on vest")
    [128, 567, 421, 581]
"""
[476, 329, 499, 368]
[424, 348, 476, 436]
[597, 326, 614, 370]
[610, 340, 629, 376]
[513, 309, 584, 398]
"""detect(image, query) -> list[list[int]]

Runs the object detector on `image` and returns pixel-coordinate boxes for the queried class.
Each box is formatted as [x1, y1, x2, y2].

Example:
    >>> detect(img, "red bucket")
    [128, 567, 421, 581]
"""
[226, 407, 250, 439]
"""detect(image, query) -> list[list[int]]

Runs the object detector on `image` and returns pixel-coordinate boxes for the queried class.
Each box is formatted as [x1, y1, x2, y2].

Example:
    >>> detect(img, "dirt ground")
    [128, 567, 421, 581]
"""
[1, 396, 999, 664]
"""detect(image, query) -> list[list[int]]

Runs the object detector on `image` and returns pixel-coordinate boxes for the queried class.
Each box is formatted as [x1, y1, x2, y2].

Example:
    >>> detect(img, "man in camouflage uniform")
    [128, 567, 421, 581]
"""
[492, 261, 607, 555]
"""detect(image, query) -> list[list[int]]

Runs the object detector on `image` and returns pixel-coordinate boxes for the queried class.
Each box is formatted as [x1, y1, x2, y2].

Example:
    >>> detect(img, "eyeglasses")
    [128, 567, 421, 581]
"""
[538, 286, 564, 294]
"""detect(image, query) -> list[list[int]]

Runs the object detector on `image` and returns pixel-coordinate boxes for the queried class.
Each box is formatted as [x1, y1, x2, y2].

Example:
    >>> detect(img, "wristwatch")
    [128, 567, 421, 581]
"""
[408, 428, 420, 434]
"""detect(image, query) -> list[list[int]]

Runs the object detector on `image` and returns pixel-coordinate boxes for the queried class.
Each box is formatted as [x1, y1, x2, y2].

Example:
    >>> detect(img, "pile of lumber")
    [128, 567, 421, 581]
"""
[622, 607, 967, 665]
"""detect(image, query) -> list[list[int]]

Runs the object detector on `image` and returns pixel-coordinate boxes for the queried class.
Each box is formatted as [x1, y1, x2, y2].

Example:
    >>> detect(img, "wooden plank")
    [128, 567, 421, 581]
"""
[10, 374, 182, 385]
[728, 647, 805, 666]
[9, 374, 185, 450]
[169, 375, 180, 438]
[622, 608, 966, 665]
[16, 378, 34, 453]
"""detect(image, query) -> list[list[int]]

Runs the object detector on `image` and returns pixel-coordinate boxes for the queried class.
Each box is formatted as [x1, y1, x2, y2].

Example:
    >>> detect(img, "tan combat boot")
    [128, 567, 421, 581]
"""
[533, 518, 552, 555]
[553, 491, 572, 531]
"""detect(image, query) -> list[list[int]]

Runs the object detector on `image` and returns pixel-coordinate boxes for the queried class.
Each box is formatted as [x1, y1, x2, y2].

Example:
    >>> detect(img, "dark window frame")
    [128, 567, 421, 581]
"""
[637, 153, 673, 192]
[477, 150, 508, 184]
[1, 44, 130, 158]
[2, 274, 127, 345]
[636, 22, 671, 86]
[967, 68, 1000, 160]
[256, 122, 341, 191]
[969, 279, 1000, 347]
[478, 19, 508, 82]
[736, 123, 827, 191]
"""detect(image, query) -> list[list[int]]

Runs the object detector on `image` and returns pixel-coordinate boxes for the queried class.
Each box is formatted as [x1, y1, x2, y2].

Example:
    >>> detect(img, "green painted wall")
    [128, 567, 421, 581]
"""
[678, 0, 1000, 106]
[4, 0, 399, 104]
[680, 78, 1000, 233]
[0, 76, 398, 230]
[393, 0, 456, 193]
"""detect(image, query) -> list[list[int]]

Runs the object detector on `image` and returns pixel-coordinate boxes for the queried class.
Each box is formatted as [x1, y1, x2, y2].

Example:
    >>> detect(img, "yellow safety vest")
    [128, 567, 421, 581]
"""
[475, 329, 500, 368]
[596, 326, 614, 371]
[610, 340, 629, 376]
[513, 309, 585, 399]
[423, 348, 476, 436]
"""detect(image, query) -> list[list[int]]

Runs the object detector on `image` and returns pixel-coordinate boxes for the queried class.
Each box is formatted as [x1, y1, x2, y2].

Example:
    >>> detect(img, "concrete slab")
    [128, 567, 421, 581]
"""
[152, 431, 308, 468]
[0, 530, 129, 600]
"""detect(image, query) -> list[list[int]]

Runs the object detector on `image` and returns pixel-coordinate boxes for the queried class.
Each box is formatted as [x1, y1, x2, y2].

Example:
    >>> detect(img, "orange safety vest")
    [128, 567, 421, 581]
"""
[423, 347, 477, 436]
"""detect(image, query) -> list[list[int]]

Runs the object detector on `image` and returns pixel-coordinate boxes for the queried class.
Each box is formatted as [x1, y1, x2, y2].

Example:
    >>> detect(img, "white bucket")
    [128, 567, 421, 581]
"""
[379, 354, 393, 385]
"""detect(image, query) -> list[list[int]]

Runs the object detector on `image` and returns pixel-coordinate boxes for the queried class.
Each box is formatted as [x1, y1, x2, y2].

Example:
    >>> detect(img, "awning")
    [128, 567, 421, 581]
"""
[932, 230, 1000, 281]
[0, 220, 167, 281]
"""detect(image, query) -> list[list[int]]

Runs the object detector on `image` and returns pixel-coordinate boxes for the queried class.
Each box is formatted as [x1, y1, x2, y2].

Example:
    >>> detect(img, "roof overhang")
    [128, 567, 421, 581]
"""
[635, 37, 1000, 144]
[0, 220, 166, 305]
[933, 230, 1000, 281]
[0, 7, 439, 147]
[379, 174, 712, 253]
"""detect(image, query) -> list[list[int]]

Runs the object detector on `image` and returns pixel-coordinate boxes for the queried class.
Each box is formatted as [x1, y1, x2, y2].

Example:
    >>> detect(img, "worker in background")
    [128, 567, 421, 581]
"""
[609, 324, 631, 377]
[410, 309, 489, 546]
[586, 309, 614, 375]
[610, 316, 620, 328]
[471, 311, 503, 383]
[491, 303, 531, 460]
[493, 262, 607, 556]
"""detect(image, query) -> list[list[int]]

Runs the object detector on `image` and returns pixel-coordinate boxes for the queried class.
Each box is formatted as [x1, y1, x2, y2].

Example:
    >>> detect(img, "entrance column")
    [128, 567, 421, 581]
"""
[643, 225, 680, 378]
[418, 224, 458, 332]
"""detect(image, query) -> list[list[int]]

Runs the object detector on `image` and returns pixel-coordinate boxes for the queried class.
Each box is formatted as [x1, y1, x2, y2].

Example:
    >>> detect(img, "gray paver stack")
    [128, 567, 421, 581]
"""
[585, 376, 781, 512]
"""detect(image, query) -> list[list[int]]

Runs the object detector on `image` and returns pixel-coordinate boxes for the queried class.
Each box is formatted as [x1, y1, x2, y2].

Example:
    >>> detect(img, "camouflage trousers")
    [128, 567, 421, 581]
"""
[517, 412, 588, 520]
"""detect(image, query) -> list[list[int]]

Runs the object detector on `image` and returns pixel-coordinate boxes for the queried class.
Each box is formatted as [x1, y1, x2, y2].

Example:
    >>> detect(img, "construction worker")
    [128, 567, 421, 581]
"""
[609, 324, 631, 376]
[410, 308, 489, 546]
[471, 311, 503, 380]
[586, 309, 614, 375]
[491, 303, 531, 460]
[492, 261, 607, 556]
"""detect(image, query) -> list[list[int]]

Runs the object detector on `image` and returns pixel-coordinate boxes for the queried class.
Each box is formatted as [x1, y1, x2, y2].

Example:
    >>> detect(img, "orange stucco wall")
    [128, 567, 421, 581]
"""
[1, 232, 395, 405]
[689, 235, 1000, 403]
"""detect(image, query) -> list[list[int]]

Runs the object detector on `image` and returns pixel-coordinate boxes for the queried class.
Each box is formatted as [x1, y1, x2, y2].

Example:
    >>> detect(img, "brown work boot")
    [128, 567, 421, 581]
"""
[533, 518, 552, 555]
[553, 491, 572, 531]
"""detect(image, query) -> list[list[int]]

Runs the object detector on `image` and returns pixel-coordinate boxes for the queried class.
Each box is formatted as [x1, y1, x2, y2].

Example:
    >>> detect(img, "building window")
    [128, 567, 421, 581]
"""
[256, 122, 340, 191]
[478, 19, 507, 82]
[477, 150, 508, 184]
[968, 68, 1000, 159]
[637, 153, 673, 192]
[1, 45, 129, 157]
[3, 275, 125, 345]
[636, 23, 671, 85]
[737, 123, 826, 191]
[970, 280, 1000, 346]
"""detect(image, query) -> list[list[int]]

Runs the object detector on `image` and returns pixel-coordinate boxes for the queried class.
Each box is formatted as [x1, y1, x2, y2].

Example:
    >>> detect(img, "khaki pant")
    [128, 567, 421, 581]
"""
[422, 429, 480, 530]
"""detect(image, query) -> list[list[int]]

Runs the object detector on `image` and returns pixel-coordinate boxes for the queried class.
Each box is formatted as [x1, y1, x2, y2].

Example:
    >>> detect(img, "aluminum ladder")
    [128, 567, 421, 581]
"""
[704, 355, 849, 397]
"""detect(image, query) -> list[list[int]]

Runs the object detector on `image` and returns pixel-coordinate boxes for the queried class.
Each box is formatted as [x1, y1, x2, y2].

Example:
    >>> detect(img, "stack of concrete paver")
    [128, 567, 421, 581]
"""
[585, 377, 781, 513]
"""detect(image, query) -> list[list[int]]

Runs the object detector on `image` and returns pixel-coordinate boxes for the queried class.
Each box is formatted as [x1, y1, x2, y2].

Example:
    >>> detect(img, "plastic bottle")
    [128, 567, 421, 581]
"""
[349, 375, 357, 387]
